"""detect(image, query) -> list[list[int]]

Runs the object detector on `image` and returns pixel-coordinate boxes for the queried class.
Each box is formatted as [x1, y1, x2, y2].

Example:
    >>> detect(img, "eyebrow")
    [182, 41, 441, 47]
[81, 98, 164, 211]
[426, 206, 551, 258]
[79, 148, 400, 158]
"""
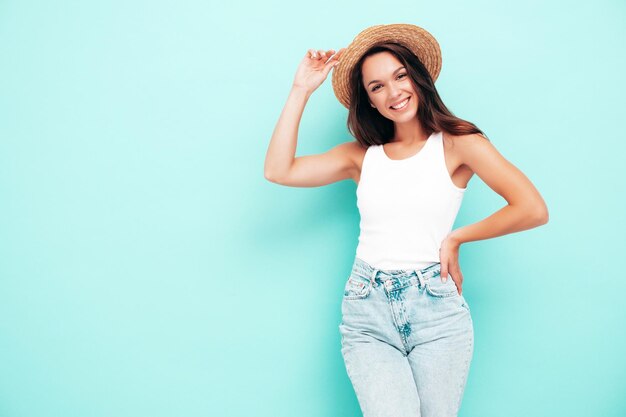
[367, 66, 406, 87]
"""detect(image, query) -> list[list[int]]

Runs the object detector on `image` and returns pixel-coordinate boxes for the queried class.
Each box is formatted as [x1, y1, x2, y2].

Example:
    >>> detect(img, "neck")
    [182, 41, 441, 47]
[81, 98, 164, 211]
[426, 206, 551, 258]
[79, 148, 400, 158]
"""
[390, 118, 429, 144]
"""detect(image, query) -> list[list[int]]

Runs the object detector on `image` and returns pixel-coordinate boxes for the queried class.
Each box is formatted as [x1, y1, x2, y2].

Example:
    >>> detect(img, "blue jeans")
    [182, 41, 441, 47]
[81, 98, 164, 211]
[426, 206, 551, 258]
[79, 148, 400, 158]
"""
[339, 257, 474, 417]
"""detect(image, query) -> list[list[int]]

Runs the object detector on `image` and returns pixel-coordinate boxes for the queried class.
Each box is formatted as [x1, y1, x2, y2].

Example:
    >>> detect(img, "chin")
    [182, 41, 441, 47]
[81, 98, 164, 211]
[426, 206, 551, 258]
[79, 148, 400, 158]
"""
[387, 110, 417, 121]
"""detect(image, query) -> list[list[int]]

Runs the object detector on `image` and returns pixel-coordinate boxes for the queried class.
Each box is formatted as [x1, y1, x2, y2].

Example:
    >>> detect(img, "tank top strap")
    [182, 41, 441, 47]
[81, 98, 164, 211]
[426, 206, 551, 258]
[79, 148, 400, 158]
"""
[430, 130, 467, 192]
[409, 130, 440, 169]
[431, 130, 445, 159]
[362, 143, 386, 169]
[418, 131, 438, 160]
[372, 143, 385, 158]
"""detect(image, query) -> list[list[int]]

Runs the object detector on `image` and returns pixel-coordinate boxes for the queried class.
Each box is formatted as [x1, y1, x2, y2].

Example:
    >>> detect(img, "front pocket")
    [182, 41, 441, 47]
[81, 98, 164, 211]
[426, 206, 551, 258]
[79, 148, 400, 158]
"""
[425, 272, 459, 298]
[343, 276, 372, 300]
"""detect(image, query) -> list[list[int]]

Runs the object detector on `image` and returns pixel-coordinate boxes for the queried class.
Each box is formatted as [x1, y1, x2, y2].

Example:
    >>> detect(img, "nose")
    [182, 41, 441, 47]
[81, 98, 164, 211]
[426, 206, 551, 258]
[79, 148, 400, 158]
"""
[388, 84, 403, 101]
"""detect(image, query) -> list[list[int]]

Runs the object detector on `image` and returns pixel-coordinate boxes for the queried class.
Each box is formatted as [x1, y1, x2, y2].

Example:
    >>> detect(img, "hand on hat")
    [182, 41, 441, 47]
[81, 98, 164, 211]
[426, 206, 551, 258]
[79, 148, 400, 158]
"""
[292, 48, 345, 94]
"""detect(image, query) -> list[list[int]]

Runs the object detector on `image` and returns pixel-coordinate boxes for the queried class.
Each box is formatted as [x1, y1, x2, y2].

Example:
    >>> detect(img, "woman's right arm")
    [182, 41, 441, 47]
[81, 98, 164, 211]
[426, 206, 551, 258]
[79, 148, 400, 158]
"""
[264, 48, 355, 187]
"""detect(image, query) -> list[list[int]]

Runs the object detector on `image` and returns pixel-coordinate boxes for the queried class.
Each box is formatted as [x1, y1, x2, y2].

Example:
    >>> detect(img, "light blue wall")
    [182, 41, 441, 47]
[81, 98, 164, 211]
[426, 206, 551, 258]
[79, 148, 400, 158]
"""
[1, 1, 624, 416]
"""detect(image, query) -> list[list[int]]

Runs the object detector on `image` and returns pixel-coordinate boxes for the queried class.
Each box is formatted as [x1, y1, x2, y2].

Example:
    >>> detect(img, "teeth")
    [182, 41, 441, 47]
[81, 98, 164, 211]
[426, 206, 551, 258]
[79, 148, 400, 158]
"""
[391, 98, 409, 109]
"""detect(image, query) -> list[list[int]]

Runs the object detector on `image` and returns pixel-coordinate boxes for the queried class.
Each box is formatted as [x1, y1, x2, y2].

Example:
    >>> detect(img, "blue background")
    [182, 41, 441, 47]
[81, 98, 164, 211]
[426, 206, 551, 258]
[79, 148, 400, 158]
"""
[1, 1, 624, 416]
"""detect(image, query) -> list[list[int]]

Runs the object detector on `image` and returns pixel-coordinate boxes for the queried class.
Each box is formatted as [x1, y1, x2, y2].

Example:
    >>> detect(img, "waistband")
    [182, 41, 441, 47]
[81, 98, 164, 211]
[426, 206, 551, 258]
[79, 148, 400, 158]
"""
[352, 257, 441, 288]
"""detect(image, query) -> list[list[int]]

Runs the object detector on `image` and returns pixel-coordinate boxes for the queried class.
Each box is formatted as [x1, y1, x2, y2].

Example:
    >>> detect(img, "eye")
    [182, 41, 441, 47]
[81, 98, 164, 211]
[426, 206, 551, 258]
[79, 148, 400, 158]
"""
[371, 74, 408, 92]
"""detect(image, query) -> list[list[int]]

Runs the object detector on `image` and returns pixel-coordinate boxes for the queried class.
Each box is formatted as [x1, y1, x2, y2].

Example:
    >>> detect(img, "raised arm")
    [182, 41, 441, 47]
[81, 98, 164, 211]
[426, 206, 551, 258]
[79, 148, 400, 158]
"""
[264, 48, 351, 187]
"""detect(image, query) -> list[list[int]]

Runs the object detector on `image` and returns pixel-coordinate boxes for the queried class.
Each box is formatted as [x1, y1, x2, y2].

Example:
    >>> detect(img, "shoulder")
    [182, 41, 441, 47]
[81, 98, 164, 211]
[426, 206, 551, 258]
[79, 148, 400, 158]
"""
[332, 140, 368, 164]
[442, 131, 514, 181]
[442, 131, 490, 149]
[442, 131, 493, 160]
[329, 141, 368, 182]
[336, 140, 368, 153]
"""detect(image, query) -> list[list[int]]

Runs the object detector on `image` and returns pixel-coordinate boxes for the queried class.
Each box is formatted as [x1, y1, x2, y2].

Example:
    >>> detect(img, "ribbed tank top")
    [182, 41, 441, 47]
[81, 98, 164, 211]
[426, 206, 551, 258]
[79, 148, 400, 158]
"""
[355, 130, 467, 270]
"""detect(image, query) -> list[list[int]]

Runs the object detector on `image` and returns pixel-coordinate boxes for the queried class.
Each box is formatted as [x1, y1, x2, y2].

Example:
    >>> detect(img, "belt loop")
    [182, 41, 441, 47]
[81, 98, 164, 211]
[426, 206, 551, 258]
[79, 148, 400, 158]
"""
[416, 269, 424, 288]
[370, 268, 379, 287]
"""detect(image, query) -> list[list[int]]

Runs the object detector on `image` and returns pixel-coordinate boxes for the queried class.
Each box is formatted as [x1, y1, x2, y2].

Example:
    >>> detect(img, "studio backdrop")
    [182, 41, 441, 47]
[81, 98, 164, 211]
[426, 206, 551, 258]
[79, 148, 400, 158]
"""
[1, 1, 624, 416]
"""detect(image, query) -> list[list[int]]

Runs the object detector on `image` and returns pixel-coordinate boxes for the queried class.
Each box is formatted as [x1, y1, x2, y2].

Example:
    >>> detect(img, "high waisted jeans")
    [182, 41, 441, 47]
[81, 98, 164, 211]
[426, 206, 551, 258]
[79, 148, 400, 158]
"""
[339, 257, 474, 417]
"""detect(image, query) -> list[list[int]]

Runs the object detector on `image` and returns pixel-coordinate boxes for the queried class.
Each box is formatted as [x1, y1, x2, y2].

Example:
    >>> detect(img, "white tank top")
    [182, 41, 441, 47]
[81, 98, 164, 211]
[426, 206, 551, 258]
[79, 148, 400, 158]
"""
[355, 130, 467, 270]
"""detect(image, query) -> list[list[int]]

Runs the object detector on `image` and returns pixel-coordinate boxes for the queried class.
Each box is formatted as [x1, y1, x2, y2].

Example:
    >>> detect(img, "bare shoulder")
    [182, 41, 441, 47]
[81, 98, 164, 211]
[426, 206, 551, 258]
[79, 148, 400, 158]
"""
[442, 131, 490, 150]
[343, 140, 368, 160]
[441, 131, 548, 219]
[336, 140, 367, 164]
[442, 131, 492, 166]
[331, 140, 367, 183]
[445, 131, 518, 193]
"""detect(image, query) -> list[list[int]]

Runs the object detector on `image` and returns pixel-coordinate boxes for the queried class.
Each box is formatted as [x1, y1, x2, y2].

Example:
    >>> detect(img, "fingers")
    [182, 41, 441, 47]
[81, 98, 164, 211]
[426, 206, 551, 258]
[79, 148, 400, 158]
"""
[307, 49, 323, 59]
[441, 262, 463, 286]
[307, 48, 340, 61]
[440, 258, 448, 283]
[450, 270, 464, 295]
[456, 270, 464, 285]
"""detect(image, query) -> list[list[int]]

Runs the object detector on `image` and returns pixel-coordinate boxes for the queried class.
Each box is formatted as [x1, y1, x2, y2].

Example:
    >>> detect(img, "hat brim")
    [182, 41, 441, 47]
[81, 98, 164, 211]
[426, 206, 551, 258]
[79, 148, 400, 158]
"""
[331, 23, 442, 109]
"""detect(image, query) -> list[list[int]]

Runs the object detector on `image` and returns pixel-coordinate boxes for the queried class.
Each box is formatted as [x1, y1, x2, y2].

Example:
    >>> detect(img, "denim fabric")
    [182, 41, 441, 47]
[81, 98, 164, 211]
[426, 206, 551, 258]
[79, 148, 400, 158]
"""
[339, 257, 474, 417]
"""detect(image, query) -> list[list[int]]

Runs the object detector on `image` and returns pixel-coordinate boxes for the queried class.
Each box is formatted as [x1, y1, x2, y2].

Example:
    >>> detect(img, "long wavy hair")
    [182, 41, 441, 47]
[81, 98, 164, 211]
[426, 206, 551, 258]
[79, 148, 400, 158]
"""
[347, 42, 489, 147]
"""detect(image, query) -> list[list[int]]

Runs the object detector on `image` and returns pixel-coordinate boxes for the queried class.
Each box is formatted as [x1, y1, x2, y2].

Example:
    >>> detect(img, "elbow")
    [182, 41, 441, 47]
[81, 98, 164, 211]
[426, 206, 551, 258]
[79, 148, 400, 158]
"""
[264, 170, 275, 183]
[535, 212, 549, 226]
[515, 202, 549, 226]
[264, 163, 274, 182]
[533, 205, 549, 226]
[264, 170, 281, 184]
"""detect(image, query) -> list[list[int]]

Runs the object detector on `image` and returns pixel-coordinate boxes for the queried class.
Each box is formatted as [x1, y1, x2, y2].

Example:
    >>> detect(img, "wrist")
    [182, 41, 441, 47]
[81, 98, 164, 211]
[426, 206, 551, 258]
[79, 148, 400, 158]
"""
[447, 230, 463, 247]
[291, 83, 314, 96]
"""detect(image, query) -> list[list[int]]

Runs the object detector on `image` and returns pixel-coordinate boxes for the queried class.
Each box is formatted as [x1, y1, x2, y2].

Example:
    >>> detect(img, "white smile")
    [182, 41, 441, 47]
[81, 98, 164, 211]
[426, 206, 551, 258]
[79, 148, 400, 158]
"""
[390, 97, 410, 110]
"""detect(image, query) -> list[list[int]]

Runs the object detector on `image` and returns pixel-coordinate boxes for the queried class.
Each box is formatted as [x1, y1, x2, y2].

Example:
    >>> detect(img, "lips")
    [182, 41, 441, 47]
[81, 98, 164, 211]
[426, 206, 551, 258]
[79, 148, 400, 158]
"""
[390, 96, 410, 110]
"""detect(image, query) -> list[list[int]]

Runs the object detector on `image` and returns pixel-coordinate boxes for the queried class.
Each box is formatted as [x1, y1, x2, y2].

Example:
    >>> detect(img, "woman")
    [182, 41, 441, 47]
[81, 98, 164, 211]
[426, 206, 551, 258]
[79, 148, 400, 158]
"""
[264, 23, 548, 417]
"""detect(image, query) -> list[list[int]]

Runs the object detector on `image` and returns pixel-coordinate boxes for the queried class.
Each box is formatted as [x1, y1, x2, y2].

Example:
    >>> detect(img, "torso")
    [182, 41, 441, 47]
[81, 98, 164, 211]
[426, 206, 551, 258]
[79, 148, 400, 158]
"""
[346, 132, 475, 189]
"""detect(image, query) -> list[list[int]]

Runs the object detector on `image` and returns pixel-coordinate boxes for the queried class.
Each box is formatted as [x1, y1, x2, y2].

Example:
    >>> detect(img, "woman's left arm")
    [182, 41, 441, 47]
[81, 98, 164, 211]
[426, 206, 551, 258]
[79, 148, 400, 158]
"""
[440, 133, 549, 294]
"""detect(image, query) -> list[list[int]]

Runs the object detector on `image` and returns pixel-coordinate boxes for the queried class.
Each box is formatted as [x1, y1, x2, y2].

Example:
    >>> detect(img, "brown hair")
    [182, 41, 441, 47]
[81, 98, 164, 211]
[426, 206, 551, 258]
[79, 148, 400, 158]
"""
[346, 42, 489, 147]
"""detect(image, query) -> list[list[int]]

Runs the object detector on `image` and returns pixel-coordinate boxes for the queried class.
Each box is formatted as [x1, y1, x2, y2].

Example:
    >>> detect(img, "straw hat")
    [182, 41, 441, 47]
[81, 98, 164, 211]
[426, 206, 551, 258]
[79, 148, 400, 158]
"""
[331, 23, 442, 109]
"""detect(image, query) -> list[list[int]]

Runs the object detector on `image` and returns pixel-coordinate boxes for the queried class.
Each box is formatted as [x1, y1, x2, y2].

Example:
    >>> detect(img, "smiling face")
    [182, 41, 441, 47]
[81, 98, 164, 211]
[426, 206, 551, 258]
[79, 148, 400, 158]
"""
[361, 51, 418, 122]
